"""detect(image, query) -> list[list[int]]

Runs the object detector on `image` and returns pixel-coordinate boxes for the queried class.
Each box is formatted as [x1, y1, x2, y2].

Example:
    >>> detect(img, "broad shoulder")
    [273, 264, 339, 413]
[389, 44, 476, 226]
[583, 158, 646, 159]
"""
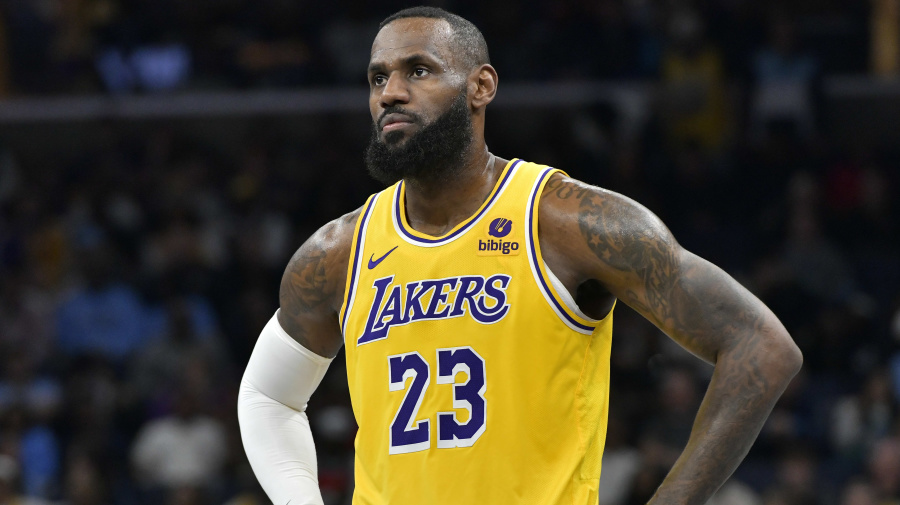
[538, 172, 678, 280]
[276, 205, 365, 356]
[281, 205, 364, 312]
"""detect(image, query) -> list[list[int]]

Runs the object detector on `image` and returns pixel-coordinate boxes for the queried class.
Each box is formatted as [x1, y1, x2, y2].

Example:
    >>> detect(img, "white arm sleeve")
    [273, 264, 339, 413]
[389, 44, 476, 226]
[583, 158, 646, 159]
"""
[237, 312, 333, 505]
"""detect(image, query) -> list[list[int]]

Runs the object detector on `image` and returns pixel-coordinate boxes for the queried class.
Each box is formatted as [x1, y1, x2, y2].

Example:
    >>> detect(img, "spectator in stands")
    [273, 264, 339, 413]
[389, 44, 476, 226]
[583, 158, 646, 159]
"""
[658, 8, 729, 151]
[130, 297, 229, 415]
[781, 172, 858, 305]
[130, 386, 227, 498]
[831, 369, 896, 464]
[750, 13, 819, 140]
[55, 244, 152, 362]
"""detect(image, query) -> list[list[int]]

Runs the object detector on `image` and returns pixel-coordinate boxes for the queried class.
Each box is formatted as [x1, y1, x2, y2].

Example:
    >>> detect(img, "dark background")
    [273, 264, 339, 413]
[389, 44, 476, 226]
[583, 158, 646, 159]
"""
[0, 1, 898, 504]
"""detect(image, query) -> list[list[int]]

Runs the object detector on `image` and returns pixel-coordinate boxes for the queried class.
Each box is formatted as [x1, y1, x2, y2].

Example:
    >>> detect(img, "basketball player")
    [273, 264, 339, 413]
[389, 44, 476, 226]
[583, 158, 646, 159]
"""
[237, 7, 802, 505]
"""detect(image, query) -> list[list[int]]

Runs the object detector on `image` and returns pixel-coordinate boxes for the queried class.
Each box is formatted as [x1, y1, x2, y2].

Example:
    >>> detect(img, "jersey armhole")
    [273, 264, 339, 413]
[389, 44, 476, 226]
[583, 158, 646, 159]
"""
[339, 193, 380, 338]
[524, 168, 605, 335]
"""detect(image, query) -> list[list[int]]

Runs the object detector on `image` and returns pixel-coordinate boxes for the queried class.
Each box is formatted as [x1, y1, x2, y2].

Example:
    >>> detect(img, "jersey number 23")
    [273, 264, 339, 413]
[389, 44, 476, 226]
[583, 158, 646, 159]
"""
[387, 346, 486, 454]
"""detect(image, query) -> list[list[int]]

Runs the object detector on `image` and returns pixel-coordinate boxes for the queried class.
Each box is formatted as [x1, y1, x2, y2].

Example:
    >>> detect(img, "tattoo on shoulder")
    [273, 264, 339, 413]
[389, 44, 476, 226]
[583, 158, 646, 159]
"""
[274, 208, 363, 356]
[544, 176, 593, 200]
[282, 245, 330, 311]
[576, 191, 679, 323]
[280, 209, 360, 311]
[577, 190, 770, 362]
[276, 241, 334, 354]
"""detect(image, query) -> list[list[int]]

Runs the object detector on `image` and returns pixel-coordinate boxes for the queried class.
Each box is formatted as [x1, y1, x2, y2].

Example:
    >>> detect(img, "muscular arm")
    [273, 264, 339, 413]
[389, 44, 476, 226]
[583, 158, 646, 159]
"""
[278, 208, 360, 357]
[540, 174, 802, 505]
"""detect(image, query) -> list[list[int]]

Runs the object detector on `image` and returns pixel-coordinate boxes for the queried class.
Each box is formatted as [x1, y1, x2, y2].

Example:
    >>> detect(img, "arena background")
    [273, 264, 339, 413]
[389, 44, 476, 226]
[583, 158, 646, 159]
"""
[0, 1, 899, 504]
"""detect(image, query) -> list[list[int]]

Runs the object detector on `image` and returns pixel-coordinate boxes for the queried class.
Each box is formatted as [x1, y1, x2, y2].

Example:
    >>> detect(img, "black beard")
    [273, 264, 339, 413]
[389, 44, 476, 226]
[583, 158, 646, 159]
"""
[365, 91, 474, 186]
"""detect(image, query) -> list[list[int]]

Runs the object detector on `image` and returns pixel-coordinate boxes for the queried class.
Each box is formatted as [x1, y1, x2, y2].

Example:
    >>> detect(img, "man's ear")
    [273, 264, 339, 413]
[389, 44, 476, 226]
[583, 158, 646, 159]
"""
[470, 64, 498, 110]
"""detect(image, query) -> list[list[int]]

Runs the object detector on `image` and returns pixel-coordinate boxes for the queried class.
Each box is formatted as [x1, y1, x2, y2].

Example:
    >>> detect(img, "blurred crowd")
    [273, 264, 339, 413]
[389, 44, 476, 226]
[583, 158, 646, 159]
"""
[0, 0, 899, 505]
[0, 0, 873, 95]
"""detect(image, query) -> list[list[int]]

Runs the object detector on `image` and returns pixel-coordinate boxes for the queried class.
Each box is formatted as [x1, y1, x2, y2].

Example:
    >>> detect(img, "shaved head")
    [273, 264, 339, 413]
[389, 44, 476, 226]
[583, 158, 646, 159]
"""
[379, 6, 490, 72]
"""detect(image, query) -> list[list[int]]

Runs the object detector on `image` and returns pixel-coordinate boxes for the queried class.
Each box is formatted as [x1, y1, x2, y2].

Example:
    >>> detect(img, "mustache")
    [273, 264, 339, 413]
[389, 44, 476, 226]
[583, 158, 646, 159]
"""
[376, 106, 423, 127]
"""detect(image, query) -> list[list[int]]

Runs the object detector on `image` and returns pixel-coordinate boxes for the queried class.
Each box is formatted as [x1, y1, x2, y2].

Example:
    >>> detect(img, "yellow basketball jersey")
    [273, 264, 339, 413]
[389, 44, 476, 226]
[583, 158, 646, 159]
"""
[339, 159, 615, 505]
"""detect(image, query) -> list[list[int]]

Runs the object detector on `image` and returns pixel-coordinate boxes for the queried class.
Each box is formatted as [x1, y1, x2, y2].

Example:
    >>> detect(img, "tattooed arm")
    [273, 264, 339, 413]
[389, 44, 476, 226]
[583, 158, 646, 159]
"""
[277, 209, 361, 357]
[539, 174, 802, 505]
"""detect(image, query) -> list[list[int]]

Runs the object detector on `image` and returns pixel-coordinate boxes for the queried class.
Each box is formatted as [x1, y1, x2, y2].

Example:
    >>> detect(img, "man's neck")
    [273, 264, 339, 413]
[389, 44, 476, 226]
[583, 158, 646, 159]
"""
[402, 147, 506, 237]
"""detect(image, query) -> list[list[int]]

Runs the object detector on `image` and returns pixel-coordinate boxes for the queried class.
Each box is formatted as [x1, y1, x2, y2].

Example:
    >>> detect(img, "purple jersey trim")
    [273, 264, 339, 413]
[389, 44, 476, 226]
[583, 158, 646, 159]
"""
[527, 167, 596, 333]
[342, 195, 378, 332]
[394, 159, 523, 245]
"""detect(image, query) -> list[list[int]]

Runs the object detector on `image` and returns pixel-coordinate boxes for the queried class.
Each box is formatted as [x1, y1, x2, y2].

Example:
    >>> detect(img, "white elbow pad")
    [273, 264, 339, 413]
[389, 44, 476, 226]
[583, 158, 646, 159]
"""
[238, 312, 333, 505]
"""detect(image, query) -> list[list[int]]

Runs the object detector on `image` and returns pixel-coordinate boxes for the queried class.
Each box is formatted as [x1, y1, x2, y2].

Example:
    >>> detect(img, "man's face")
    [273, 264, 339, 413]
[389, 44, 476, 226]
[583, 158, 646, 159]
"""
[365, 18, 475, 185]
[367, 17, 468, 147]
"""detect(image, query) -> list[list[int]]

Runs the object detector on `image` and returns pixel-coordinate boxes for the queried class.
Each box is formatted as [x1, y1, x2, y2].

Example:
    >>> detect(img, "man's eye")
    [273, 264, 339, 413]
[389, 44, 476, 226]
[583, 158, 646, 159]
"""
[413, 68, 430, 77]
[373, 75, 386, 86]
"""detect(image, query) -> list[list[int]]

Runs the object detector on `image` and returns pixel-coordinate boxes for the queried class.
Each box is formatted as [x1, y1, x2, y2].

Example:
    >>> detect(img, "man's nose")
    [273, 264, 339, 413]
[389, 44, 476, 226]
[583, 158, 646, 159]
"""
[380, 73, 410, 107]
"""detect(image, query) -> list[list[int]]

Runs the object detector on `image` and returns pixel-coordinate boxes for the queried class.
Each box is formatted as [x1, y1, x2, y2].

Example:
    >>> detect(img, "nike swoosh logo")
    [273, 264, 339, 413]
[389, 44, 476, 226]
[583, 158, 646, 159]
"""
[368, 246, 398, 269]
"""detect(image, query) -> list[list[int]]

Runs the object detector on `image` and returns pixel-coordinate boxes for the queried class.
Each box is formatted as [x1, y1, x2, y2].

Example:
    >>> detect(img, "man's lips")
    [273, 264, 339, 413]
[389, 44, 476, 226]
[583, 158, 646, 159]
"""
[380, 113, 415, 132]
[383, 121, 412, 132]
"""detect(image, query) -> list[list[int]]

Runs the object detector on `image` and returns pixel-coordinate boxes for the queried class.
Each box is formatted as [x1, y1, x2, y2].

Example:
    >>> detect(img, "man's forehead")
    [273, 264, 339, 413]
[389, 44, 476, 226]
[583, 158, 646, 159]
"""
[370, 17, 455, 65]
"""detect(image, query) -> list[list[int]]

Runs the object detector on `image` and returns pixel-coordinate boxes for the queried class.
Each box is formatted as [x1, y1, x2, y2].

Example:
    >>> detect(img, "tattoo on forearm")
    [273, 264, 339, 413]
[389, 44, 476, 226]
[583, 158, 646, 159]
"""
[652, 325, 782, 505]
